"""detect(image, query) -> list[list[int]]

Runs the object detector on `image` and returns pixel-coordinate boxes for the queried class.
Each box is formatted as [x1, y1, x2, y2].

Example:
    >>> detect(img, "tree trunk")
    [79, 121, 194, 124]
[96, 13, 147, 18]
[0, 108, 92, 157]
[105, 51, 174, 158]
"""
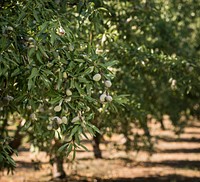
[52, 155, 66, 179]
[92, 133, 102, 159]
[8, 125, 24, 155]
[9, 126, 23, 151]
[160, 120, 165, 130]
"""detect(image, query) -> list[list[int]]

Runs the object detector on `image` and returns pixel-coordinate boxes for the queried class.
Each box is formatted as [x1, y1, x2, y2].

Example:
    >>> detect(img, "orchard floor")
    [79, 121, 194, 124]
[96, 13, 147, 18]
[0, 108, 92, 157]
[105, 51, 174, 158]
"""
[1, 119, 200, 182]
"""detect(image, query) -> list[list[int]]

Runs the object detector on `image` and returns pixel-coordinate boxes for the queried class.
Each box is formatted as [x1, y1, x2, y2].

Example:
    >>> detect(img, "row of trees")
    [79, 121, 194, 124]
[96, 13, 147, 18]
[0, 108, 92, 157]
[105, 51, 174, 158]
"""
[0, 0, 199, 178]
[90, 0, 200, 157]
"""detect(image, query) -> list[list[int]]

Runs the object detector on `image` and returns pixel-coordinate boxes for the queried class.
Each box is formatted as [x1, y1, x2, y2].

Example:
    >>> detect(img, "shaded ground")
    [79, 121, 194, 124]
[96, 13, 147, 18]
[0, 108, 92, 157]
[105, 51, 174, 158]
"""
[0, 119, 200, 182]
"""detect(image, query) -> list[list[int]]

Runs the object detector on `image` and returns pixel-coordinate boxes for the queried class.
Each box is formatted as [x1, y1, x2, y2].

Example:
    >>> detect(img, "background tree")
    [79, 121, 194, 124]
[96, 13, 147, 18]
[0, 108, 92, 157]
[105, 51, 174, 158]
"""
[89, 0, 200, 153]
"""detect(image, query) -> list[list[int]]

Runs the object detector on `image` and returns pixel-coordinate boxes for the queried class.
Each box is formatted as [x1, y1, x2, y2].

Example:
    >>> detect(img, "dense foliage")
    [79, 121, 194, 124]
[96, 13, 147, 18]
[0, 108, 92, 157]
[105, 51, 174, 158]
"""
[97, 0, 200, 150]
[0, 0, 199, 176]
[0, 0, 123, 173]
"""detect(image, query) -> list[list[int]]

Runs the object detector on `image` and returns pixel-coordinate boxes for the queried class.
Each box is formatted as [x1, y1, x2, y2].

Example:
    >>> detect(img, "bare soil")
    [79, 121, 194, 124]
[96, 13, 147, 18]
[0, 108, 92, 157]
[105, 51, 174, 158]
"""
[0, 119, 200, 182]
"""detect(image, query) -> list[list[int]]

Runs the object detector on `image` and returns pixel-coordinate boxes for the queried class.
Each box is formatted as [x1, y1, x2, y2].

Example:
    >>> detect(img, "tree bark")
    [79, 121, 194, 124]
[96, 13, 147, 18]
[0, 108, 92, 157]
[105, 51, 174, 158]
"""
[8, 124, 24, 156]
[92, 133, 102, 159]
[9, 126, 23, 151]
[52, 155, 66, 179]
[160, 120, 165, 130]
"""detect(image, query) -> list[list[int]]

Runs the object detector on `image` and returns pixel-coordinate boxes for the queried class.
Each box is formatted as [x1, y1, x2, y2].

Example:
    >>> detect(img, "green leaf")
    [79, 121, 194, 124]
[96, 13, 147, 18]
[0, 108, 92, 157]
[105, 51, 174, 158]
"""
[33, 10, 40, 22]
[75, 133, 80, 145]
[82, 67, 93, 75]
[17, 11, 26, 23]
[21, 120, 32, 131]
[28, 68, 39, 79]
[28, 47, 36, 58]
[41, 69, 53, 76]
[36, 52, 43, 63]
[75, 82, 85, 95]
[87, 123, 101, 134]
[58, 143, 68, 152]
[49, 96, 62, 105]
[85, 125, 95, 136]
[100, 60, 118, 67]
[86, 84, 92, 96]
[70, 125, 80, 138]
[39, 21, 48, 34]
[79, 143, 89, 152]
[72, 146, 76, 160]
[70, 78, 75, 88]
[78, 77, 89, 83]
[11, 68, 20, 77]
[39, 46, 49, 58]
[66, 143, 73, 156]
[50, 31, 57, 45]
[28, 79, 34, 90]
[85, 96, 96, 102]
[74, 59, 85, 63]
[81, 130, 89, 140]
[57, 71, 63, 90]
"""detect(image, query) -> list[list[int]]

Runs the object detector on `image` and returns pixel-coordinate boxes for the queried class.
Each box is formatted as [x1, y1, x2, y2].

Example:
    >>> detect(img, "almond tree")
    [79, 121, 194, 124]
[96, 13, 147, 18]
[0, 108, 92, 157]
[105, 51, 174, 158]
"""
[0, 0, 122, 177]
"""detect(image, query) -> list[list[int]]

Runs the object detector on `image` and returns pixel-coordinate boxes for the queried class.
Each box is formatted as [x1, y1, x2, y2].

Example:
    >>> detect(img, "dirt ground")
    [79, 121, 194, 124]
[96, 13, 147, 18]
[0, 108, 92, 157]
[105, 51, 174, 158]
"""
[0, 119, 200, 182]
